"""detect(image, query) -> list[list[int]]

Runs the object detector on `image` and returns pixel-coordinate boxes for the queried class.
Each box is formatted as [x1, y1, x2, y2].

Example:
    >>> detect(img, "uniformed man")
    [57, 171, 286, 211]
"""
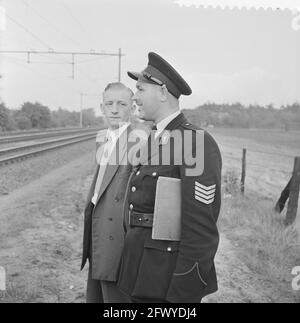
[117, 52, 222, 303]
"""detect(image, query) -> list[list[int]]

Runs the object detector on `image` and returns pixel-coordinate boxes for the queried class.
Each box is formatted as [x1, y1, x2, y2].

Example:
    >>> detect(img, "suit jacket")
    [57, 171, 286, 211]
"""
[81, 125, 144, 281]
[117, 113, 222, 302]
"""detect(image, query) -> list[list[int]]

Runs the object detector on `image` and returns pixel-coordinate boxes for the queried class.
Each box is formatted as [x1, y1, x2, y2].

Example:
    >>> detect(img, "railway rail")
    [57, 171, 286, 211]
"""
[0, 131, 97, 166]
[0, 126, 84, 137]
[0, 127, 100, 144]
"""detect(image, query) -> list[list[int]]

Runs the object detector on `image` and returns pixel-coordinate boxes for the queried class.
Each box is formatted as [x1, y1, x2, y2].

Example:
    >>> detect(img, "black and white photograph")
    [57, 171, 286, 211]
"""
[0, 0, 300, 305]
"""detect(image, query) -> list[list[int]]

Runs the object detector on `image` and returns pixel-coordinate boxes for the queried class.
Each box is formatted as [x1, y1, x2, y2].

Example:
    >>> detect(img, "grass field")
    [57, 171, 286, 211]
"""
[208, 128, 300, 152]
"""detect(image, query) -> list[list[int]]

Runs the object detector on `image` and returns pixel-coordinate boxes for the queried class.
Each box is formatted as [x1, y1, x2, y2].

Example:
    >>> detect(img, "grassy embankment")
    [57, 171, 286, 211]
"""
[220, 168, 300, 302]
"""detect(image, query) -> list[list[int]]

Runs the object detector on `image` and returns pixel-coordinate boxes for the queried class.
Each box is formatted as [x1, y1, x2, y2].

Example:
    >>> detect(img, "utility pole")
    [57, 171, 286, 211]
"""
[118, 48, 122, 82]
[80, 93, 83, 128]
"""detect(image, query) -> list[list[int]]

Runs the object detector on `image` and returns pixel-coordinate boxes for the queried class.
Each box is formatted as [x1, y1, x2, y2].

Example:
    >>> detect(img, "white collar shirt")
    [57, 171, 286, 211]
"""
[154, 110, 181, 139]
[91, 122, 129, 204]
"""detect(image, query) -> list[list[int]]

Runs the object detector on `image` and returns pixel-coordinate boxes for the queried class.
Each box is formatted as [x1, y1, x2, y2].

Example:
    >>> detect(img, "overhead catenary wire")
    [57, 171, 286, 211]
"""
[1, 49, 124, 84]
[75, 56, 108, 64]
[59, 0, 98, 48]
[60, 1, 87, 32]
[3, 10, 111, 70]
[2, 55, 87, 99]
[2, 56, 114, 113]
[4, 12, 74, 68]
[2, 55, 65, 81]
[5, 13, 52, 49]
[25, 52, 71, 65]
[3, 55, 106, 112]
[3, 56, 103, 119]
[2, 5, 123, 108]
[28, 52, 108, 77]
[19, 0, 83, 48]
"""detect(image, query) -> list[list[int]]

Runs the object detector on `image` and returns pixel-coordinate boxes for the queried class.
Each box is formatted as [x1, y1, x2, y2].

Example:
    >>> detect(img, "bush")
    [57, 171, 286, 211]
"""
[14, 112, 32, 130]
[0, 103, 17, 131]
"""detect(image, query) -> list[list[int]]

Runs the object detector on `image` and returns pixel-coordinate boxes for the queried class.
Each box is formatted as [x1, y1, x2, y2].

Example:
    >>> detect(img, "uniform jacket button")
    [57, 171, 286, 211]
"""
[114, 197, 119, 202]
[136, 171, 140, 175]
[167, 247, 172, 252]
[152, 172, 157, 177]
[131, 186, 136, 192]
[109, 236, 114, 240]
[129, 204, 134, 210]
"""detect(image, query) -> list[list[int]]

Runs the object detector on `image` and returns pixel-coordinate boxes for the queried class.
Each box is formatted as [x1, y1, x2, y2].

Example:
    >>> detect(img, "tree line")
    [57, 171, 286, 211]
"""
[1, 101, 300, 132]
[0, 101, 105, 132]
[183, 102, 300, 130]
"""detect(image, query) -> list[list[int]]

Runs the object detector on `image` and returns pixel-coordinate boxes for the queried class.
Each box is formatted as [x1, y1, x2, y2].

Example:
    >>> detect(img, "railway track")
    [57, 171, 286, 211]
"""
[0, 131, 97, 166]
[0, 127, 99, 144]
[0, 126, 83, 137]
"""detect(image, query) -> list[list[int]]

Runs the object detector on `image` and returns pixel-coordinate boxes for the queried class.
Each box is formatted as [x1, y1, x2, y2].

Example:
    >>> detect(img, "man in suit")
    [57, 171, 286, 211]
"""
[117, 52, 222, 303]
[81, 82, 138, 303]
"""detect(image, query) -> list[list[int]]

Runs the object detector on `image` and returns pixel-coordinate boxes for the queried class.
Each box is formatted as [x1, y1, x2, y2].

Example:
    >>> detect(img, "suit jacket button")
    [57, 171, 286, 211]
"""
[131, 186, 136, 192]
[114, 197, 119, 202]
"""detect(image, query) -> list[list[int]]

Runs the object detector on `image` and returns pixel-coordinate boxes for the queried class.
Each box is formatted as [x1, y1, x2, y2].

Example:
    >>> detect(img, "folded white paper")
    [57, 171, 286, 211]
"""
[152, 176, 181, 241]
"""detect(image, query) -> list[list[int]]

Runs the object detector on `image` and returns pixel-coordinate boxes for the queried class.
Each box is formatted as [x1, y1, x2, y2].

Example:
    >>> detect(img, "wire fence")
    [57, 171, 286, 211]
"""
[222, 144, 296, 174]
[223, 153, 293, 175]
[222, 146, 300, 226]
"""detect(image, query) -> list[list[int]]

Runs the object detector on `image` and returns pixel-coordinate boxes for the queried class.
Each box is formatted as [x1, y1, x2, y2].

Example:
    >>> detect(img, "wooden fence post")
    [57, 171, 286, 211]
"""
[285, 157, 300, 225]
[241, 148, 246, 194]
[275, 177, 292, 213]
[0, 266, 5, 291]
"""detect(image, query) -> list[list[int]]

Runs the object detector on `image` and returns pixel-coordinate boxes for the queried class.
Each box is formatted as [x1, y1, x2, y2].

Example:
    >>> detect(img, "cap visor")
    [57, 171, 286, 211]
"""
[127, 71, 142, 81]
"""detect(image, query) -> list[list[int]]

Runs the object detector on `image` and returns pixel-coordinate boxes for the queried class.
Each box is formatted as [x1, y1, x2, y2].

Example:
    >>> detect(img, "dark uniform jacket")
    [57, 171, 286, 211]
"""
[117, 113, 222, 303]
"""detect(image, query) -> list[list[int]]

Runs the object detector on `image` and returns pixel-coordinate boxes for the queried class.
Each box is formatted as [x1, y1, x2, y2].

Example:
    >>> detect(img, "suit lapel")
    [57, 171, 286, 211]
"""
[84, 165, 99, 209]
[84, 136, 109, 209]
[94, 126, 130, 206]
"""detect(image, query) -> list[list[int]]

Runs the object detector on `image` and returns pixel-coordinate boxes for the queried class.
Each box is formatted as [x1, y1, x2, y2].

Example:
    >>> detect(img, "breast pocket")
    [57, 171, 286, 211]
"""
[140, 166, 180, 203]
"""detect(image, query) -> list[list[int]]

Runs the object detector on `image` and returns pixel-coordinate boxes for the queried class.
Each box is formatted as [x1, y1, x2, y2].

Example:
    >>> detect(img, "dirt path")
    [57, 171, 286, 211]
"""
[0, 151, 95, 302]
[0, 150, 295, 302]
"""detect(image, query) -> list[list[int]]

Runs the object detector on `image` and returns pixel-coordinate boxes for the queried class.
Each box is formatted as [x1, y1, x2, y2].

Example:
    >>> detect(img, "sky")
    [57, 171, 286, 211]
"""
[0, 0, 299, 115]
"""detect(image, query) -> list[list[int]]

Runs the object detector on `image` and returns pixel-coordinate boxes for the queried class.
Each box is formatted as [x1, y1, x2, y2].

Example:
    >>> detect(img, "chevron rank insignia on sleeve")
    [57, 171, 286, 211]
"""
[194, 181, 216, 205]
